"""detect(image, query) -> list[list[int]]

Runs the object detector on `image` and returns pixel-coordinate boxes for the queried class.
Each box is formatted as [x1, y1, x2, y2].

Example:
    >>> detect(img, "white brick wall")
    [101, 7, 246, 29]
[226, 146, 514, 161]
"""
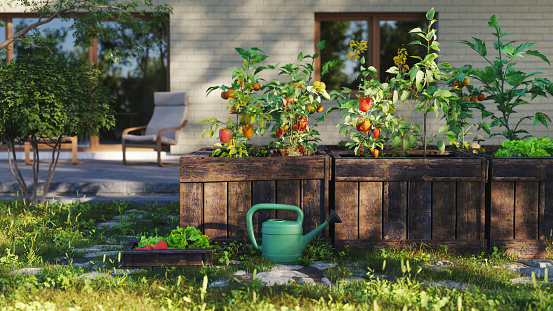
[169, 0, 553, 152]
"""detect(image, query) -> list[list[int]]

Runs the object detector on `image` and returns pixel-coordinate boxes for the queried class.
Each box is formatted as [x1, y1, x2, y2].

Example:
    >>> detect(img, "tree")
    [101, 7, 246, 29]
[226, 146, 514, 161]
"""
[0, 53, 116, 206]
[0, 0, 172, 63]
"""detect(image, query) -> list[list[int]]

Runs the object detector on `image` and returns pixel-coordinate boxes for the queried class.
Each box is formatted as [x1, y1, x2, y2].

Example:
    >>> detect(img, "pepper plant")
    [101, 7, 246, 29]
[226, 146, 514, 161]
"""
[203, 48, 271, 157]
[264, 41, 340, 155]
[456, 14, 553, 140]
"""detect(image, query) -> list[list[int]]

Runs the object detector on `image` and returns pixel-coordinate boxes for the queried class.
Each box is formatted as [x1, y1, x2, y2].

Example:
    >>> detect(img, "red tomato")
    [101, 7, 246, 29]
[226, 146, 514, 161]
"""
[296, 117, 308, 131]
[297, 145, 305, 154]
[359, 97, 372, 112]
[153, 240, 169, 250]
[136, 244, 153, 250]
[276, 128, 284, 138]
[219, 129, 231, 143]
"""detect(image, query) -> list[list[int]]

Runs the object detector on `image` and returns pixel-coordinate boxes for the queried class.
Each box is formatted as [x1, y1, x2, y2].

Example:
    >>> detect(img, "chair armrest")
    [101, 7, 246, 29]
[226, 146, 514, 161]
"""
[122, 125, 148, 136]
[156, 120, 189, 143]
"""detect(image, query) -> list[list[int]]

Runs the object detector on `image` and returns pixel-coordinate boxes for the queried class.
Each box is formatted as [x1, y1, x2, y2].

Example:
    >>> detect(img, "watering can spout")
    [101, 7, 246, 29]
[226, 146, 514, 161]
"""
[301, 209, 342, 250]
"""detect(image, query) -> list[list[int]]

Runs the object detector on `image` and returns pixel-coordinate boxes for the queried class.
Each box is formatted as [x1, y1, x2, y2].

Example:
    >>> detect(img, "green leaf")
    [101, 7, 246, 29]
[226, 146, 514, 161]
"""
[297, 52, 304, 61]
[526, 50, 551, 65]
[437, 140, 445, 153]
[317, 41, 326, 51]
[488, 15, 498, 27]
[426, 7, 435, 21]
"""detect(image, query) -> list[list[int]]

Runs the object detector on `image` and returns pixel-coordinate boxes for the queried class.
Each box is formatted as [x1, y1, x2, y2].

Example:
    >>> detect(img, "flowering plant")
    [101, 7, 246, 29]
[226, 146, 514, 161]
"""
[203, 48, 271, 157]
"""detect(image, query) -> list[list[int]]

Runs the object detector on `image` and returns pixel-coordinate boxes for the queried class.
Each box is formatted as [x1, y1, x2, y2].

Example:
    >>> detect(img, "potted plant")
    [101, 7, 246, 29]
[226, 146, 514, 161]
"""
[326, 8, 487, 252]
[181, 45, 341, 242]
[455, 15, 553, 258]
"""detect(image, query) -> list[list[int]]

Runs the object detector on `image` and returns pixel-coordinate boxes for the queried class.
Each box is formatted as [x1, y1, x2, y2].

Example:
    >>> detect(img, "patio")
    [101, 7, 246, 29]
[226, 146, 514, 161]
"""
[0, 150, 182, 204]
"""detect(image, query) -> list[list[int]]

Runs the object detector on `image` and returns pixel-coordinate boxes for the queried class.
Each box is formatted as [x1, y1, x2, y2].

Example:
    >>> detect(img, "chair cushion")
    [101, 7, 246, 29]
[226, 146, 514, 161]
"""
[122, 134, 176, 145]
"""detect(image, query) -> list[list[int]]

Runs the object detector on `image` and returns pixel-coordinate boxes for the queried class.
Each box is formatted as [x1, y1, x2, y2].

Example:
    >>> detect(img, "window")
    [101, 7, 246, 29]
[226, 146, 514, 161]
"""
[1, 14, 168, 148]
[315, 13, 428, 90]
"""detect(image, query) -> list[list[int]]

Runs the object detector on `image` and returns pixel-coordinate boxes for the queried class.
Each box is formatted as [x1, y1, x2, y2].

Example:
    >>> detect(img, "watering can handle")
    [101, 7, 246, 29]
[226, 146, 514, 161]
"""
[246, 203, 304, 251]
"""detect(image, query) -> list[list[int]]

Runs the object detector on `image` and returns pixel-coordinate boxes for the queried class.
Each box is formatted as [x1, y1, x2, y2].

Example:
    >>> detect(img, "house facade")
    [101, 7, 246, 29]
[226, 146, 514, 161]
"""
[3, 0, 553, 153]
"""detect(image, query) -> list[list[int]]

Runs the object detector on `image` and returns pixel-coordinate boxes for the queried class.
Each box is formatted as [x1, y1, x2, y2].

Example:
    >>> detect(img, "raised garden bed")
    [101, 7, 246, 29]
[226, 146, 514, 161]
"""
[121, 240, 213, 268]
[488, 156, 553, 258]
[330, 149, 487, 252]
[179, 148, 331, 242]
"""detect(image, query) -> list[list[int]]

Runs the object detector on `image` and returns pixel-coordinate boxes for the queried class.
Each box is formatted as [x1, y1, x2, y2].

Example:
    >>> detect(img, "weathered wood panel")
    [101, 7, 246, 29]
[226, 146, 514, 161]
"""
[490, 240, 553, 260]
[251, 180, 276, 239]
[276, 180, 301, 221]
[515, 182, 539, 239]
[180, 182, 202, 229]
[122, 248, 213, 268]
[303, 179, 324, 233]
[491, 181, 515, 240]
[335, 182, 358, 240]
[181, 154, 327, 182]
[335, 239, 486, 253]
[203, 182, 227, 239]
[457, 182, 480, 240]
[227, 181, 251, 239]
[492, 158, 553, 181]
[383, 182, 407, 239]
[359, 182, 382, 239]
[540, 182, 553, 239]
[408, 181, 431, 239]
[432, 181, 456, 239]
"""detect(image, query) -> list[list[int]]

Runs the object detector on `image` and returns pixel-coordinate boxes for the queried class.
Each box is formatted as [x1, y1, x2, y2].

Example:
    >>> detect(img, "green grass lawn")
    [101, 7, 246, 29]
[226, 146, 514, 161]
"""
[1, 200, 553, 310]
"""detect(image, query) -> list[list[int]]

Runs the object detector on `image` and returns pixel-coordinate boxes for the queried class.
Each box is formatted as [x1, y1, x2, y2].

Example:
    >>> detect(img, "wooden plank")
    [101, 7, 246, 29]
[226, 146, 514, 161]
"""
[203, 182, 228, 239]
[383, 182, 407, 239]
[491, 181, 515, 240]
[359, 182, 382, 239]
[333, 157, 483, 182]
[251, 181, 276, 240]
[408, 181, 431, 239]
[121, 249, 213, 268]
[227, 181, 251, 240]
[334, 182, 358, 240]
[491, 239, 553, 260]
[456, 182, 480, 240]
[515, 182, 539, 239]
[492, 158, 553, 181]
[180, 156, 327, 182]
[180, 183, 203, 229]
[276, 180, 301, 221]
[540, 182, 553, 239]
[432, 182, 456, 239]
[302, 179, 324, 233]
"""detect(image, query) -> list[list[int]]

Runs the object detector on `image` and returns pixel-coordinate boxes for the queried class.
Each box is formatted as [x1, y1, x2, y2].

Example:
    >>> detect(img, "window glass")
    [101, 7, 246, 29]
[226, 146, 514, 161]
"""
[379, 20, 428, 83]
[97, 21, 168, 143]
[318, 14, 428, 90]
[12, 18, 86, 59]
[320, 20, 368, 90]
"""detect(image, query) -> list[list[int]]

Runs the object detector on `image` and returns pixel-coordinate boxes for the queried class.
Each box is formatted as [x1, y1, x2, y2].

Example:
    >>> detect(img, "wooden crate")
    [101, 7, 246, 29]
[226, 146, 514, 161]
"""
[489, 157, 553, 258]
[331, 150, 487, 251]
[121, 240, 212, 268]
[180, 149, 331, 241]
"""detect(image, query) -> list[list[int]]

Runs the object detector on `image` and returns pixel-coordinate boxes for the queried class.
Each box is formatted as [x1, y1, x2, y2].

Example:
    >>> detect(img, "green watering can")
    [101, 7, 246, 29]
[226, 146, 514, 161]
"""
[246, 203, 342, 264]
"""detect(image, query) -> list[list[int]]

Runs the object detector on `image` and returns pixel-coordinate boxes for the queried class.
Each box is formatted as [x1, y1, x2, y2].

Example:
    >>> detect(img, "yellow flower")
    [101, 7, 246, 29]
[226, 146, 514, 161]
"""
[348, 40, 367, 62]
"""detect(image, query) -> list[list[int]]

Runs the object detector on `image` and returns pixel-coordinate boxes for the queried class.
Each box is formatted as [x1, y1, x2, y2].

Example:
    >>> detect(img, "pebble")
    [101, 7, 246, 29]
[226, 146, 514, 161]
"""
[210, 280, 230, 287]
[76, 272, 114, 280]
[255, 269, 310, 286]
[309, 261, 336, 270]
[233, 270, 247, 276]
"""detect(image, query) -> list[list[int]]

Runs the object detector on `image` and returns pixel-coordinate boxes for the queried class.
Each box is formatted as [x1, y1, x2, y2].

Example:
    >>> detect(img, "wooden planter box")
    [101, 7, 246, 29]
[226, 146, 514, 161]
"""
[121, 240, 213, 268]
[489, 157, 553, 258]
[179, 149, 331, 242]
[330, 150, 487, 252]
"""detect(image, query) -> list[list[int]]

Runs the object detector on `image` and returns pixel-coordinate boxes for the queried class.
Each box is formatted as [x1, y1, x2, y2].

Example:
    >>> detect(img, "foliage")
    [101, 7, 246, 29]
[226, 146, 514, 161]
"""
[440, 65, 486, 149]
[0, 0, 173, 64]
[325, 61, 404, 157]
[495, 137, 553, 157]
[0, 52, 116, 206]
[456, 14, 553, 140]
[264, 41, 340, 155]
[138, 226, 210, 249]
[202, 47, 271, 157]
[386, 8, 453, 155]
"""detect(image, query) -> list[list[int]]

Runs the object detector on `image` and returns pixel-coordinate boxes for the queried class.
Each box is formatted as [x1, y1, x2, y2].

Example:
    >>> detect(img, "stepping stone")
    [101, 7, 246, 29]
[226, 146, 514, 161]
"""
[494, 262, 529, 272]
[424, 280, 471, 290]
[336, 277, 365, 284]
[255, 270, 310, 286]
[309, 261, 336, 270]
[299, 277, 316, 285]
[321, 277, 332, 285]
[96, 221, 123, 228]
[510, 276, 543, 285]
[210, 280, 230, 287]
[10, 268, 42, 275]
[77, 272, 114, 280]
[85, 250, 122, 257]
[233, 270, 247, 276]
[272, 264, 303, 271]
[523, 259, 553, 268]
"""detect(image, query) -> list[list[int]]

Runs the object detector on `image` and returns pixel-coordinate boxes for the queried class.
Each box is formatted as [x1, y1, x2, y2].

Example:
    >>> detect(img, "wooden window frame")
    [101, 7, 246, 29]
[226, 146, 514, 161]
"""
[314, 12, 427, 82]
